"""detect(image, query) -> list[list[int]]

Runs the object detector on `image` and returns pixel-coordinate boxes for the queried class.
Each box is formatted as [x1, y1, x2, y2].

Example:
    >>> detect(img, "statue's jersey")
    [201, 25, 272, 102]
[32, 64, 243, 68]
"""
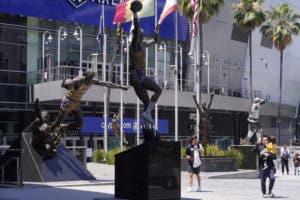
[129, 41, 146, 72]
[249, 103, 262, 120]
[61, 82, 92, 111]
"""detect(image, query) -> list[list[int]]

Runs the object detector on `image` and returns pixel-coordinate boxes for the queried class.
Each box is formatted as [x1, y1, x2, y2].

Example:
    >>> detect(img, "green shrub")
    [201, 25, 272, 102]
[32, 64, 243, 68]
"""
[181, 147, 186, 157]
[92, 149, 105, 163]
[205, 144, 225, 157]
[105, 147, 127, 165]
[225, 148, 245, 168]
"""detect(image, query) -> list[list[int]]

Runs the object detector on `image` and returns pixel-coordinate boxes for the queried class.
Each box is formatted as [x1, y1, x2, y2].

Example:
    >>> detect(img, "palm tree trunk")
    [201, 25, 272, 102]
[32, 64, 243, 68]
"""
[278, 50, 283, 145]
[249, 31, 253, 105]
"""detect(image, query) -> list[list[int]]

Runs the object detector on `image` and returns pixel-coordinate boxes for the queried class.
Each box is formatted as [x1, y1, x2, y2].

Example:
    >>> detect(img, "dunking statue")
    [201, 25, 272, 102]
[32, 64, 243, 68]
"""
[32, 98, 67, 159]
[242, 96, 270, 144]
[51, 68, 128, 133]
[192, 92, 215, 152]
[129, 0, 162, 125]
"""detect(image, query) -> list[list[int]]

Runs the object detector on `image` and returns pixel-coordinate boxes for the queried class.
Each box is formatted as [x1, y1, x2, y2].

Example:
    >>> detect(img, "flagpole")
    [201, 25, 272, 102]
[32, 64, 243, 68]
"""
[102, 3, 108, 153]
[120, 28, 124, 148]
[175, 9, 178, 142]
[154, 0, 158, 131]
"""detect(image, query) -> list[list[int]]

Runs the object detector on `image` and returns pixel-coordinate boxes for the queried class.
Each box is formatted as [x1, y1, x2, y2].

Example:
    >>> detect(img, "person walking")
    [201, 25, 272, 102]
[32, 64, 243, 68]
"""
[293, 153, 300, 175]
[253, 135, 277, 198]
[185, 135, 204, 192]
[280, 144, 290, 175]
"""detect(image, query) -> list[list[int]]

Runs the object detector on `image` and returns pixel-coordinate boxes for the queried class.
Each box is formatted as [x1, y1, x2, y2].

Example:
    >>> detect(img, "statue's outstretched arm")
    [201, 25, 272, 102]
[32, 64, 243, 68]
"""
[131, 9, 140, 48]
[192, 94, 204, 114]
[145, 24, 160, 47]
[259, 95, 270, 105]
[207, 92, 215, 110]
[33, 98, 43, 123]
[92, 78, 129, 90]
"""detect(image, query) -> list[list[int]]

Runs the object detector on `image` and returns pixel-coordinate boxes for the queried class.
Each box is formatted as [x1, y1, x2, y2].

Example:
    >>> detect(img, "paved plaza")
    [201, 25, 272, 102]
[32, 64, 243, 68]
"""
[0, 163, 299, 200]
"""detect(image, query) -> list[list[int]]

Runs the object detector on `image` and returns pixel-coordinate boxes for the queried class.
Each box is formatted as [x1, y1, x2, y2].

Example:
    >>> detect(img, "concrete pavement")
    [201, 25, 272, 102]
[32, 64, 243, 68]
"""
[0, 163, 299, 200]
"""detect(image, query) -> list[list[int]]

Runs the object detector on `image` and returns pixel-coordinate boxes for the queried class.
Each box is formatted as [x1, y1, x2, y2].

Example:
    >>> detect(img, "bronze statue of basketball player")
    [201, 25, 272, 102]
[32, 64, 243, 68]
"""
[129, 0, 162, 124]
[51, 69, 128, 132]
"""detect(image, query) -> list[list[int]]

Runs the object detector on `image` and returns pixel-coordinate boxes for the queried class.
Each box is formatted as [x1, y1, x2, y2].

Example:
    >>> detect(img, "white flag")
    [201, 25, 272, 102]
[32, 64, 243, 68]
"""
[158, 0, 178, 25]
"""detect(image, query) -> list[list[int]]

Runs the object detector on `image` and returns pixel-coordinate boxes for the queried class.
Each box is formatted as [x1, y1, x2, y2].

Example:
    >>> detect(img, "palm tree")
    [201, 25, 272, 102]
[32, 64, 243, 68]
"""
[232, 0, 266, 104]
[178, 0, 225, 154]
[261, 3, 300, 144]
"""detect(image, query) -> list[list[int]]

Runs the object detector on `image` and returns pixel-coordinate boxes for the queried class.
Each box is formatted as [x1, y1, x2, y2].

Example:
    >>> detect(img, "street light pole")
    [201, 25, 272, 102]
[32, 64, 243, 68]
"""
[120, 31, 125, 147]
[42, 31, 53, 82]
[73, 26, 83, 76]
[175, 10, 178, 142]
[57, 26, 68, 80]
[159, 42, 167, 89]
[203, 50, 210, 93]
[122, 35, 129, 86]
[178, 45, 183, 91]
[103, 33, 108, 153]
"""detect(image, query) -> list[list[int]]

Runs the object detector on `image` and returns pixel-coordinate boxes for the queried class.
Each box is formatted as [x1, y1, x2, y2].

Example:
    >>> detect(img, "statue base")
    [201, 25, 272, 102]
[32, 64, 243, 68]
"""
[231, 145, 258, 170]
[115, 140, 181, 200]
[21, 126, 95, 182]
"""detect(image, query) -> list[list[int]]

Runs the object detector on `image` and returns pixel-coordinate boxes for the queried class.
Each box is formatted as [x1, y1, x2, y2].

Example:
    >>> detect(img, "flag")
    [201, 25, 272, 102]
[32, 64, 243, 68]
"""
[192, 0, 199, 37]
[113, 0, 155, 24]
[98, 5, 105, 50]
[189, 0, 199, 55]
[158, 0, 178, 25]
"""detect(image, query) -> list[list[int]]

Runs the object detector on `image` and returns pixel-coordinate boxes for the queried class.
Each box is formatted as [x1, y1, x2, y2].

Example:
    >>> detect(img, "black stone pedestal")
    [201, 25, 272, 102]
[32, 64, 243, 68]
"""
[115, 140, 181, 200]
[21, 127, 95, 182]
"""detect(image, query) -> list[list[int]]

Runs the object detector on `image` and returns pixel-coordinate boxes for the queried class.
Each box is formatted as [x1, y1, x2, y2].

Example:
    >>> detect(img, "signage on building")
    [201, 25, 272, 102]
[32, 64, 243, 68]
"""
[67, 0, 122, 8]
[81, 117, 169, 134]
[0, 0, 188, 41]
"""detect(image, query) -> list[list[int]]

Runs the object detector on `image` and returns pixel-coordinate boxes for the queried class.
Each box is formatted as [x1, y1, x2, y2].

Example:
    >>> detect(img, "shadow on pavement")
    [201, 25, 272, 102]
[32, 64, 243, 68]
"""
[0, 186, 115, 200]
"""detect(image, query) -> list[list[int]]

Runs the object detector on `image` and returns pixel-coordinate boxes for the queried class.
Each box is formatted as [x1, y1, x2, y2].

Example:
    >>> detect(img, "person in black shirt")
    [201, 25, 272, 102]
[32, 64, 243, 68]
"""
[253, 135, 277, 198]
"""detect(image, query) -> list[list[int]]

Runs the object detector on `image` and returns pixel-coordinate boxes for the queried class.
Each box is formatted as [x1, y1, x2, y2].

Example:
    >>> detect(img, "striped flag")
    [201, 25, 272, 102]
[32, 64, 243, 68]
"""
[98, 5, 105, 50]
[113, 0, 155, 24]
[192, 0, 199, 37]
[189, 0, 199, 55]
[158, 0, 178, 25]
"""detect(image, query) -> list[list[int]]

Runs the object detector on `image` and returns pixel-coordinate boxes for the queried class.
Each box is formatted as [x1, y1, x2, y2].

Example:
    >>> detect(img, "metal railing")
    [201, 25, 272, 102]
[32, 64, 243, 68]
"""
[0, 148, 23, 187]
[35, 65, 247, 99]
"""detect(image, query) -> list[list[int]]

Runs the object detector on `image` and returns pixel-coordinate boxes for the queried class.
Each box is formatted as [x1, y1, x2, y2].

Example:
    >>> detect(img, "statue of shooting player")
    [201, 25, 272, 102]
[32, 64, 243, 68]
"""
[50, 68, 128, 134]
[129, 0, 162, 124]
[243, 96, 270, 144]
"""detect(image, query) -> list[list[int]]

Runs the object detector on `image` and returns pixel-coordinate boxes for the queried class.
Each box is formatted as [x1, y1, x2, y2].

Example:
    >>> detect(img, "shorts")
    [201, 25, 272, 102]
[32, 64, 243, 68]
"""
[130, 68, 145, 87]
[188, 165, 200, 174]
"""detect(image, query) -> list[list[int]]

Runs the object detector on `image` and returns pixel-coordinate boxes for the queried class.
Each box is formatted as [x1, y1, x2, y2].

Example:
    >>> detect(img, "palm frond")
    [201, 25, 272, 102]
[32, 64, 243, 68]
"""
[260, 3, 300, 51]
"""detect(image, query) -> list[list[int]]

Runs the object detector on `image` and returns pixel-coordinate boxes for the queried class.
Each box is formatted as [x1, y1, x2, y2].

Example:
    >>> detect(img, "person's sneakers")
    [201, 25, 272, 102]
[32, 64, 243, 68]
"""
[142, 112, 154, 124]
[262, 193, 268, 198]
[186, 187, 193, 193]
[268, 192, 275, 198]
[194, 186, 201, 192]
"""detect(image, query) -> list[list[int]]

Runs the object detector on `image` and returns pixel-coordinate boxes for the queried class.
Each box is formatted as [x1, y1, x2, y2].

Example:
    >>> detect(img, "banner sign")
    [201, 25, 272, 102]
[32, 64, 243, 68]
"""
[81, 117, 169, 134]
[0, 0, 188, 41]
